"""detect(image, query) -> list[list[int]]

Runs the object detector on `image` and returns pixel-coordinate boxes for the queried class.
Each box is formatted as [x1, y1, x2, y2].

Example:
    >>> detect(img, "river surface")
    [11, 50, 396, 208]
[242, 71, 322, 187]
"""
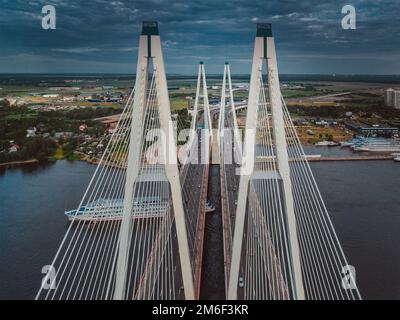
[0, 155, 399, 300]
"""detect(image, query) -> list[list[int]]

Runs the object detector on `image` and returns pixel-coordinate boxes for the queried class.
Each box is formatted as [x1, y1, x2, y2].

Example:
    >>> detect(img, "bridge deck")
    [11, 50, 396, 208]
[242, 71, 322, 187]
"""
[211, 137, 220, 164]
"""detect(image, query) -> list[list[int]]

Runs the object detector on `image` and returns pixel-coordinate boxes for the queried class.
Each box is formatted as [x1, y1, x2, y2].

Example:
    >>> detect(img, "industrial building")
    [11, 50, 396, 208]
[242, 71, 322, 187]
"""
[345, 121, 399, 136]
[384, 88, 400, 109]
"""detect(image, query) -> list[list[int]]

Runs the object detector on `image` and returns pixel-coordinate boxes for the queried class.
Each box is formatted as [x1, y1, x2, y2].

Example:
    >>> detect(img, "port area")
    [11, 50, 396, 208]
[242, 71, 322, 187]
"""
[307, 155, 395, 161]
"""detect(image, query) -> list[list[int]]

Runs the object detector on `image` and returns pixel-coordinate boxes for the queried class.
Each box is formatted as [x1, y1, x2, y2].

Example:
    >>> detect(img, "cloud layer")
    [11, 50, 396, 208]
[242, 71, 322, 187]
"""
[0, 0, 399, 74]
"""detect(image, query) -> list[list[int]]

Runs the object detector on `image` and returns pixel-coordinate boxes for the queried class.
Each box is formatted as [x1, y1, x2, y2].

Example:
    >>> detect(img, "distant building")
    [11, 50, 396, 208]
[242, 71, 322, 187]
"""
[54, 132, 74, 139]
[26, 127, 37, 138]
[315, 120, 328, 126]
[395, 91, 400, 109]
[78, 94, 92, 101]
[345, 121, 399, 136]
[43, 94, 59, 98]
[107, 97, 121, 102]
[168, 87, 179, 91]
[385, 88, 400, 109]
[293, 119, 309, 126]
[232, 82, 249, 89]
[62, 96, 76, 102]
[8, 144, 20, 153]
[49, 87, 80, 91]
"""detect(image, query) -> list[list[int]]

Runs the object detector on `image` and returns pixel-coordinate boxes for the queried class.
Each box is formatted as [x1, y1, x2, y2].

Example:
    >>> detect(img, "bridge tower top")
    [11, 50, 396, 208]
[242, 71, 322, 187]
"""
[256, 22, 273, 37]
[141, 21, 159, 35]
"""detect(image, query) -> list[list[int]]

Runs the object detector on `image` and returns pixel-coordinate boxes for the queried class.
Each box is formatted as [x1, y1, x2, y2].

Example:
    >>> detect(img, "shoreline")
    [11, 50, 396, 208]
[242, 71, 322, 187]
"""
[1, 149, 397, 170]
[0, 159, 39, 168]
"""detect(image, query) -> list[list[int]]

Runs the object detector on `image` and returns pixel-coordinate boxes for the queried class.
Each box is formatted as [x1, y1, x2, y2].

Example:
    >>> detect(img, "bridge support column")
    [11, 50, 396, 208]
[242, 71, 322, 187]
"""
[266, 35, 305, 300]
[217, 63, 227, 153]
[228, 23, 305, 300]
[114, 34, 148, 300]
[228, 36, 263, 300]
[114, 21, 195, 300]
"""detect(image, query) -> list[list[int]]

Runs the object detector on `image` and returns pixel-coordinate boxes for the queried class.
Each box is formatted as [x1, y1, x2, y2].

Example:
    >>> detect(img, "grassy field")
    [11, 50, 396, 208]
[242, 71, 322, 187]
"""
[0, 86, 43, 97]
[232, 90, 248, 98]
[282, 89, 324, 99]
[170, 97, 189, 110]
[296, 125, 352, 144]
[71, 101, 121, 108]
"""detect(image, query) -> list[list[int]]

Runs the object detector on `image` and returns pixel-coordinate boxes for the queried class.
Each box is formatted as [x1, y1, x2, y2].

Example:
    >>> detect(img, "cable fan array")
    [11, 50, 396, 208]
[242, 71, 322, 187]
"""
[36, 58, 212, 300]
[237, 70, 361, 300]
[35, 21, 362, 301]
[36, 70, 186, 300]
[281, 96, 361, 300]
[175, 63, 212, 294]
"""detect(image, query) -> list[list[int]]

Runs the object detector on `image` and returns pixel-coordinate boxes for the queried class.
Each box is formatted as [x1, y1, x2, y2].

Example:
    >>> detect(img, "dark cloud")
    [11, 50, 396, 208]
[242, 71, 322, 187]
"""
[0, 0, 399, 74]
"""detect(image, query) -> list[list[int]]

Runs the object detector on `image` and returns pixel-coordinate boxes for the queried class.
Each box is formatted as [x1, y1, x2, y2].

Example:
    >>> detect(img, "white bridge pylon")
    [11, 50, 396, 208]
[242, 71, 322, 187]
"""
[114, 22, 194, 299]
[218, 62, 241, 162]
[228, 23, 304, 300]
[227, 23, 362, 300]
[114, 21, 194, 300]
[190, 62, 213, 146]
[36, 21, 195, 301]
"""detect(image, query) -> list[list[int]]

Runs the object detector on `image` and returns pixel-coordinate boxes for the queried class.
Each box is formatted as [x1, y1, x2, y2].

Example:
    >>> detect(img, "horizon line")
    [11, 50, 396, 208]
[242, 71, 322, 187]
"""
[1, 73, 400, 77]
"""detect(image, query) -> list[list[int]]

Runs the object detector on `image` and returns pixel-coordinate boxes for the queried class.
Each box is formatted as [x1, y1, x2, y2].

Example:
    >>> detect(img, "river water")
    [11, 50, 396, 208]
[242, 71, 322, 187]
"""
[0, 155, 399, 299]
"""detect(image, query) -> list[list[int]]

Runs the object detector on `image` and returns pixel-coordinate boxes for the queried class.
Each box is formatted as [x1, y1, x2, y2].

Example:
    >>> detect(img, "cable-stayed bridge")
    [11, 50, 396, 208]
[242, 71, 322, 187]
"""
[36, 21, 361, 300]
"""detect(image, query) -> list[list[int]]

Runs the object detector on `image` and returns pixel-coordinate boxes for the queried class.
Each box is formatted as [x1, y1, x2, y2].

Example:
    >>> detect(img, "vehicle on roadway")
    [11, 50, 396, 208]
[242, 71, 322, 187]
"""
[205, 200, 215, 213]
[239, 277, 244, 288]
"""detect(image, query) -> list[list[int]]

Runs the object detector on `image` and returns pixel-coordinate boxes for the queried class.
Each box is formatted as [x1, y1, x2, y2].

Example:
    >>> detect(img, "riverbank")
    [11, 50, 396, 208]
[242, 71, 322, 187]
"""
[2, 142, 398, 171]
[0, 151, 87, 170]
[0, 159, 39, 168]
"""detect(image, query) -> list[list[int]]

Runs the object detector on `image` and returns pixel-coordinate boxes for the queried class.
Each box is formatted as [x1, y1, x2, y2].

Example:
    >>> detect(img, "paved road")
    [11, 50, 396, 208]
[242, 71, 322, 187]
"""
[199, 165, 226, 299]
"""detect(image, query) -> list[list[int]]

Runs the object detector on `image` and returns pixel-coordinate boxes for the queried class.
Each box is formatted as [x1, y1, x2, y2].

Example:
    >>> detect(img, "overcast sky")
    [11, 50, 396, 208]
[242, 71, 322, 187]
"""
[0, 0, 399, 74]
